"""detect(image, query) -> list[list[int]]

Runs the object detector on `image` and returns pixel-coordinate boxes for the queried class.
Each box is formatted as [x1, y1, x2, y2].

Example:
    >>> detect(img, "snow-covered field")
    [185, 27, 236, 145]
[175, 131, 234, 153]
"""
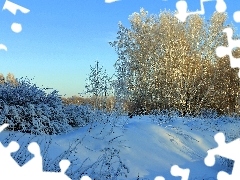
[0, 114, 239, 179]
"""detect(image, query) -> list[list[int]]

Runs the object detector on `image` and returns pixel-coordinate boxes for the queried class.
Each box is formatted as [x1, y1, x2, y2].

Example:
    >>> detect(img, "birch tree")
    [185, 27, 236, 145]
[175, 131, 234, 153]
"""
[110, 9, 240, 116]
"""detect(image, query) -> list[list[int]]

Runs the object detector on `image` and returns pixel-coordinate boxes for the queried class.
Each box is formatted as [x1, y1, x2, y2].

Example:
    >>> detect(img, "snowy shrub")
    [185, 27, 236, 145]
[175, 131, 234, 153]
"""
[64, 103, 116, 127]
[43, 112, 128, 179]
[197, 109, 219, 119]
[0, 79, 62, 107]
[150, 109, 177, 125]
[64, 104, 93, 127]
[0, 79, 72, 135]
[0, 78, 112, 134]
[80, 147, 129, 179]
[91, 108, 110, 122]
[2, 112, 128, 179]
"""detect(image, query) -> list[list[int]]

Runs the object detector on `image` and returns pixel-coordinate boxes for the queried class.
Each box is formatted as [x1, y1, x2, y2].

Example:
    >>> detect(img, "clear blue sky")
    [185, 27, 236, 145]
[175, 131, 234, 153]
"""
[0, 0, 239, 97]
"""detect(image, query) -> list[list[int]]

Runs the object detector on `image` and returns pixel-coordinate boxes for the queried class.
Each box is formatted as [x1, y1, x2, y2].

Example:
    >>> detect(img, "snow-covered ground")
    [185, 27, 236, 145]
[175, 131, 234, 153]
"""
[0, 114, 240, 179]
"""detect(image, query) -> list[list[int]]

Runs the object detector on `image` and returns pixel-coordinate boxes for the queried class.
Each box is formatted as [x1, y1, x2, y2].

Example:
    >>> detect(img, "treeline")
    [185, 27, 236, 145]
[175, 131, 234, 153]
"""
[51, 11, 240, 117]
[2, 11, 240, 117]
[0, 73, 18, 85]
[61, 95, 116, 112]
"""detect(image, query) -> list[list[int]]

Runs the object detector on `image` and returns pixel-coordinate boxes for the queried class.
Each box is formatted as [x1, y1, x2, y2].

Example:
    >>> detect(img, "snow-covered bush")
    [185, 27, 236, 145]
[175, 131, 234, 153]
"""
[0, 79, 72, 135]
[150, 109, 179, 125]
[0, 77, 122, 134]
[64, 104, 93, 127]
[0, 78, 62, 107]
[197, 109, 219, 119]
[78, 147, 129, 179]
[63, 103, 118, 127]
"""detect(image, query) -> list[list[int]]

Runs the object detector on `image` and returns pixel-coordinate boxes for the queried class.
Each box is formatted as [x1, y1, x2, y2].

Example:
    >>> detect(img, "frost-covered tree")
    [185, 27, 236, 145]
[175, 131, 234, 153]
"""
[85, 61, 112, 110]
[110, 9, 240, 116]
[0, 73, 4, 84]
[6, 73, 17, 85]
[0, 72, 17, 85]
[112, 55, 132, 114]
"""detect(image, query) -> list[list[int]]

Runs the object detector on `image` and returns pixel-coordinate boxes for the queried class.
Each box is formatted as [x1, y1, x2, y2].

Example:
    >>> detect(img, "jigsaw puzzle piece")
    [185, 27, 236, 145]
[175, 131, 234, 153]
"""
[233, 11, 240, 23]
[2, 0, 30, 15]
[154, 176, 165, 180]
[40, 160, 92, 180]
[217, 171, 236, 180]
[80, 175, 92, 180]
[41, 171, 71, 180]
[204, 132, 226, 167]
[215, 0, 227, 13]
[205, 132, 240, 165]
[0, 123, 9, 132]
[175, 0, 212, 22]
[215, 27, 240, 77]
[217, 162, 240, 180]
[59, 159, 71, 174]
[217, 156, 240, 180]
[0, 140, 21, 178]
[170, 165, 190, 180]
[19, 148, 72, 180]
[205, 132, 240, 179]
[175, 0, 188, 22]
[0, 123, 85, 179]
[215, 28, 233, 58]
[21, 142, 43, 176]
[0, 124, 19, 172]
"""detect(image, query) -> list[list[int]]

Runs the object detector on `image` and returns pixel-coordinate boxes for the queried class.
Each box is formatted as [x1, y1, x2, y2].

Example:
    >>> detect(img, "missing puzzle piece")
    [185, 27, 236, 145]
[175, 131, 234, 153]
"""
[175, 0, 226, 22]
[175, 0, 210, 22]
[204, 132, 240, 179]
[21, 142, 43, 175]
[0, 123, 22, 178]
[171, 165, 190, 180]
[216, 27, 240, 77]
[154, 176, 165, 180]
[0, 140, 21, 178]
[40, 160, 71, 180]
[154, 165, 190, 180]
[233, 11, 240, 23]
[0, 123, 91, 179]
[0, 124, 9, 132]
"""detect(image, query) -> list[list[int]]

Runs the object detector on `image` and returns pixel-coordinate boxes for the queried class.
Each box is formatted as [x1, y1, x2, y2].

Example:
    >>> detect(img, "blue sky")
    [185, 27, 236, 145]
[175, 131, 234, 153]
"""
[0, 0, 239, 97]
